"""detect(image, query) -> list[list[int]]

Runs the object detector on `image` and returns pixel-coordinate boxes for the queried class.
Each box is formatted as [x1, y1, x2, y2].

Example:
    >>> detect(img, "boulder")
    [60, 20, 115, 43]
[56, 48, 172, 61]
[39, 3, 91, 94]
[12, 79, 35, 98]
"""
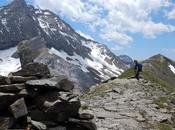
[0, 117, 14, 129]
[10, 98, 28, 118]
[0, 76, 11, 85]
[12, 62, 50, 79]
[52, 76, 74, 91]
[17, 41, 34, 67]
[0, 84, 25, 93]
[10, 76, 37, 84]
[34, 92, 81, 122]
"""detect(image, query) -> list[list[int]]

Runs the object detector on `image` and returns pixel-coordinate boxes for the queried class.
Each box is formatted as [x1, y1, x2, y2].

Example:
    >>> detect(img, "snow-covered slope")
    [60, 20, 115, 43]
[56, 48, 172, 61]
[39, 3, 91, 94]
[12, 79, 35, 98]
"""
[0, 0, 131, 90]
[0, 47, 21, 76]
[169, 64, 175, 74]
[49, 46, 123, 80]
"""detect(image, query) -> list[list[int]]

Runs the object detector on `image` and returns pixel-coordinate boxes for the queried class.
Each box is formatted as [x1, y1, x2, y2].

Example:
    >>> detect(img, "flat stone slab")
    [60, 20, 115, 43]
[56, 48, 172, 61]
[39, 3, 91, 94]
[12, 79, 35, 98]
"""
[26, 77, 74, 91]
[10, 98, 28, 118]
[26, 79, 58, 90]
[0, 84, 25, 92]
[10, 76, 37, 84]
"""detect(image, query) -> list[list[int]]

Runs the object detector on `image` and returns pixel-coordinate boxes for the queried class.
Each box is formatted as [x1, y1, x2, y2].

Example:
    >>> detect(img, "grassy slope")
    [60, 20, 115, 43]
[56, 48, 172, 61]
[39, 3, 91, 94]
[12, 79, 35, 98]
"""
[119, 55, 175, 92]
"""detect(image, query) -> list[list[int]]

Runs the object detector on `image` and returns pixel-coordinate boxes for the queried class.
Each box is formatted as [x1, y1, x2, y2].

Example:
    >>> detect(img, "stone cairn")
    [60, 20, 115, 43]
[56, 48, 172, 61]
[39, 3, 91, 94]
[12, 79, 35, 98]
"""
[0, 61, 96, 130]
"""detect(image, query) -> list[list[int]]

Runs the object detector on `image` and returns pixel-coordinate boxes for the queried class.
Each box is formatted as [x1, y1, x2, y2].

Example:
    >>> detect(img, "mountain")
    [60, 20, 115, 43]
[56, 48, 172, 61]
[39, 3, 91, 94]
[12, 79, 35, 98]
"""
[118, 55, 134, 67]
[119, 54, 175, 91]
[0, 0, 131, 91]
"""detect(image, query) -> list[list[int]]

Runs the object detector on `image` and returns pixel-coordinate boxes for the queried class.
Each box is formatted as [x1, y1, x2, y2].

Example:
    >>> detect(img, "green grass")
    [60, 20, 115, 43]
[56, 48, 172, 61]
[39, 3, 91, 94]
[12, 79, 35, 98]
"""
[119, 67, 174, 92]
[81, 104, 89, 110]
[153, 97, 169, 109]
[154, 123, 173, 130]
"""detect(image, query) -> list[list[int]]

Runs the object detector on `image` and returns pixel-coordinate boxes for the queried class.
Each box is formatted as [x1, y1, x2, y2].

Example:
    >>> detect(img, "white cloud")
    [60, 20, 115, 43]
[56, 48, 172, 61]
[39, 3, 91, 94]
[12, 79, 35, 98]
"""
[76, 30, 94, 40]
[34, 0, 175, 45]
[166, 7, 175, 19]
[163, 48, 175, 53]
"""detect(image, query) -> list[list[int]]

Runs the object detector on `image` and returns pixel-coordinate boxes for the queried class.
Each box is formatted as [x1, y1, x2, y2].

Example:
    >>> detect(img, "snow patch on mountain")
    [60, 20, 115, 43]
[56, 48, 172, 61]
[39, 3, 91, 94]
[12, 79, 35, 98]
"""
[0, 47, 21, 76]
[49, 47, 123, 79]
[1, 18, 9, 32]
[169, 64, 175, 74]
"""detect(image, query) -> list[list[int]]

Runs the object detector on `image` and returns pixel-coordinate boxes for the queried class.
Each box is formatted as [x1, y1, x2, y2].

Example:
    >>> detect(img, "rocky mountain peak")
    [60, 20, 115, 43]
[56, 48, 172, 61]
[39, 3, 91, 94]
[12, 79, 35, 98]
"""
[0, 0, 132, 90]
[8, 0, 27, 9]
[147, 54, 172, 63]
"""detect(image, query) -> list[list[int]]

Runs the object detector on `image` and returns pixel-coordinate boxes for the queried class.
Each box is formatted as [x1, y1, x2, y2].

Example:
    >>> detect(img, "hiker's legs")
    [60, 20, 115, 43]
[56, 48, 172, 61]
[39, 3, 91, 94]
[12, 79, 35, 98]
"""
[135, 71, 140, 80]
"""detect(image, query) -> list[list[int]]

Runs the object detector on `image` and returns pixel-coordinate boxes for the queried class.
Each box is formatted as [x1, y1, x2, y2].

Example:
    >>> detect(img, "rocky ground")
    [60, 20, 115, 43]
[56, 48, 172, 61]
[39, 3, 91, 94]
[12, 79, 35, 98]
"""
[81, 79, 175, 130]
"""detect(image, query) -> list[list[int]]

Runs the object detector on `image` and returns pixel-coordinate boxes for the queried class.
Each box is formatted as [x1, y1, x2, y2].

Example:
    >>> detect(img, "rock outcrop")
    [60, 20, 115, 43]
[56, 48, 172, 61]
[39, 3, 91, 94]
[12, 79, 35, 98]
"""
[0, 61, 96, 130]
[0, 74, 96, 130]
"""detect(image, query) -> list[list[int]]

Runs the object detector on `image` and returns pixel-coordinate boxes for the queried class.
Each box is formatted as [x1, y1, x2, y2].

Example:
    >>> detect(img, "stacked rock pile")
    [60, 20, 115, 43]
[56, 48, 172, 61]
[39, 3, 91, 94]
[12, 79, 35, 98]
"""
[0, 62, 96, 130]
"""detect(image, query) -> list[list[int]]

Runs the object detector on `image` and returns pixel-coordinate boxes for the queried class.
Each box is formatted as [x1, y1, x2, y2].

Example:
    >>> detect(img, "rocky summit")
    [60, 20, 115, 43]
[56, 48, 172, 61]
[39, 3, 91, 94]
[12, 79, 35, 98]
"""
[81, 79, 175, 130]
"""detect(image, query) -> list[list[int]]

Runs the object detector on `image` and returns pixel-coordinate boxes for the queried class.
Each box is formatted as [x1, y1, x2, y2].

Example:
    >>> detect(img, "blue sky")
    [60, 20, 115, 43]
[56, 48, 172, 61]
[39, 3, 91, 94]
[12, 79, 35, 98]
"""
[1, 0, 175, 60]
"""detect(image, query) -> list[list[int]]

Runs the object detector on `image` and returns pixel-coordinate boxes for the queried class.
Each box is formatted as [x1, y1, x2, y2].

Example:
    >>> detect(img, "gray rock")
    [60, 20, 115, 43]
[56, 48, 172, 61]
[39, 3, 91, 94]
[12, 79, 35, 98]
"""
[0, 84, 25, 93]
[25, 76, 74, 91]
[25, 79, 59, 90]
[52, 76, 74, 91]
[34, 92, 81, 122]
[10, 76, 37, 84]
[79, 113, 94, 120]
[17, 41, 34, 67]
[31, 120, 47, 130]
[27, 116, 47, 130]
[12, 62, 50, 79]
[10, 98, 28, 118]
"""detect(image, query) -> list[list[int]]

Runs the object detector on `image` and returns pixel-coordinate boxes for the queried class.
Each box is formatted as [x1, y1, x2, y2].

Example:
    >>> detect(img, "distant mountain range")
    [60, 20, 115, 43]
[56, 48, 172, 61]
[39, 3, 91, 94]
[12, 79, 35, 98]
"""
[0, 0, 133, 91]
[120, 54, 175, 91]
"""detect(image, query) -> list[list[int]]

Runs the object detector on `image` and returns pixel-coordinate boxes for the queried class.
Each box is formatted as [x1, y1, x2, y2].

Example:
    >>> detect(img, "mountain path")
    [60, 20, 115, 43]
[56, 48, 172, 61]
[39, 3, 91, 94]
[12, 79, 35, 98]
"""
[80, 79, 175, 130]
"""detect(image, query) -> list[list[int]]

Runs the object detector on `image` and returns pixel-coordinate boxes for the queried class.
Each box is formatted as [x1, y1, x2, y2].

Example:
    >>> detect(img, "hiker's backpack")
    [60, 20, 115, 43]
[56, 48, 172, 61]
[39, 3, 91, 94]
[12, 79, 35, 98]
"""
[138, 64, 143, 72]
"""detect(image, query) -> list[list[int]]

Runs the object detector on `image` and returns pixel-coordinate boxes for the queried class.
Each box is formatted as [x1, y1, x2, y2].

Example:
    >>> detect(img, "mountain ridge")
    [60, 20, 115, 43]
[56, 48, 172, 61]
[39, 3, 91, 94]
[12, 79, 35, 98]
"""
[0, 0, 132, 90]
[119, 54, 175, 91]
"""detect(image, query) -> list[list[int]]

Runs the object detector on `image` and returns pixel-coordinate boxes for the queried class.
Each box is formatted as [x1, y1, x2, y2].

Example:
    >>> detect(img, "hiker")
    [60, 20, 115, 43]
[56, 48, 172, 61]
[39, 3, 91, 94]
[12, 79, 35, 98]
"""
[134, 60, 142, 80]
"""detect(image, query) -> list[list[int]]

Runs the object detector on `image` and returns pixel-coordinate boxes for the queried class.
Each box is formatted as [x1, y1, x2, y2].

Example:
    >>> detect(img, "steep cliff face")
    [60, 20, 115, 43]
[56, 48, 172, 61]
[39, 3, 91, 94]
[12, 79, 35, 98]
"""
[0, 0, 132, 90]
